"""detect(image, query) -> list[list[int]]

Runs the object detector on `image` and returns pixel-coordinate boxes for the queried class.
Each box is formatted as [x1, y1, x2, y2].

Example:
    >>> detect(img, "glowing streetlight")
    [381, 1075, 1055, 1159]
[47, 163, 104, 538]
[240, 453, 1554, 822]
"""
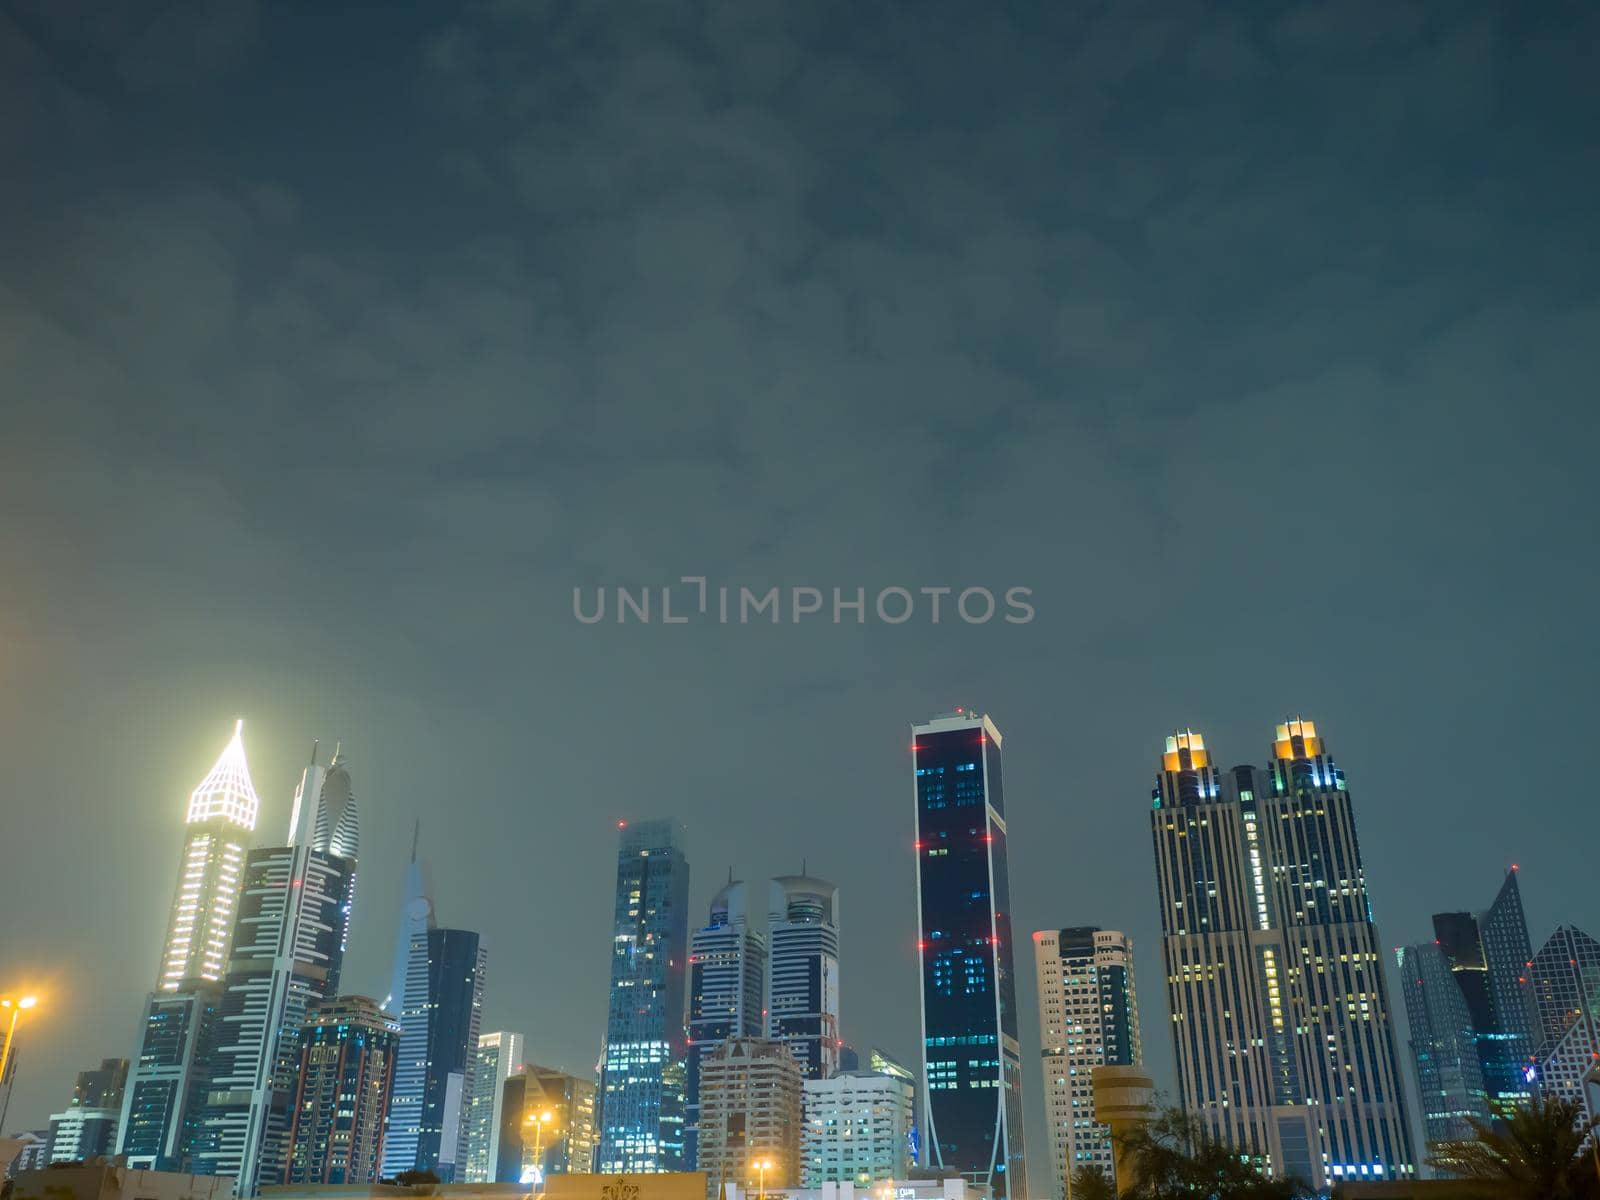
[524, 1108, 556, 1191]
[752, 1157, 775, 1200]
[0, 996, 40, 1131]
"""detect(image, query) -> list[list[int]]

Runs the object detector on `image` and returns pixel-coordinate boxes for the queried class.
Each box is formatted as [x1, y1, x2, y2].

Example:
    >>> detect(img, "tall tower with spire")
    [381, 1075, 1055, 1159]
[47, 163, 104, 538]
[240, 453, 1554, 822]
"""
[157, 721, 260, 990]
[190, 742, 361, 1194]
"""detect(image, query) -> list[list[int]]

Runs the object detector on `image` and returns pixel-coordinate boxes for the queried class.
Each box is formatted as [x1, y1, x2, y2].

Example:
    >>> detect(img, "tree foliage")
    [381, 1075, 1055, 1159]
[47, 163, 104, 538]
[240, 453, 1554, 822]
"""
[1428, 1095, 1600, 1200]
[1112, 1106, 1314, 1200]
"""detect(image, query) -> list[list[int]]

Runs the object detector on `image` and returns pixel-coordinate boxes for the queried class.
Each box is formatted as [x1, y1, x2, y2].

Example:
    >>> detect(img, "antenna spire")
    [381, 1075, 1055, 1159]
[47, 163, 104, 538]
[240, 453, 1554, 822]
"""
[411, 819, 421, 863]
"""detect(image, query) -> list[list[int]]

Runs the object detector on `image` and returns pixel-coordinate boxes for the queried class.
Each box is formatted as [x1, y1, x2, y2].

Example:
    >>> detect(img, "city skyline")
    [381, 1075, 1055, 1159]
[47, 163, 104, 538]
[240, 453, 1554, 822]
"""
[7, 3, 1599, 1192]
[6, 713, 1593, 1196]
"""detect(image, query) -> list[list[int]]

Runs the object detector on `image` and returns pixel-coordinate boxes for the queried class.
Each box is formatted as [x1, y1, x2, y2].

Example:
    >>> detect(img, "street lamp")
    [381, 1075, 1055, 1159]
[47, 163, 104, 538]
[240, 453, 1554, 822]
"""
[524, 1108, 556, 1192]
[0, 996, 40, 1131]
[752, 1157, 775, 1200]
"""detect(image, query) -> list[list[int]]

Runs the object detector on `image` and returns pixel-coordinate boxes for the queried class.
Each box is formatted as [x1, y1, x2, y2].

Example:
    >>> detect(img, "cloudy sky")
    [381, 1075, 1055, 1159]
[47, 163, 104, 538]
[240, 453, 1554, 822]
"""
[2, 0, 1597, 1163]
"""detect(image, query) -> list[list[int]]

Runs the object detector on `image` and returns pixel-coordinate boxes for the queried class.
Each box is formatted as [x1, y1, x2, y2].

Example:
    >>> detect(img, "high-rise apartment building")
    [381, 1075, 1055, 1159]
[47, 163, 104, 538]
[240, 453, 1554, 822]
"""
[768, 875, 840, 1082]
[912, 710, 1028, 1200]
[496, 1064, 599, 1184]
[189, 746, 360, 1194]
[687, 880, 766, 1169]
[597, 820, 691, 1173]
[1033, 928, 1140, 1200]
[283, 997, 400, 1185]
[800, 1070, 914, 1186]
[1150, 721, 1415, 1190]
[1398, 869, 1538, 1148]
[158, 722, 259, 991]
[696, 1037, 803, 1198]
[381, 928, 488, 1181]
[47, 1059, 128, 1163]
[867, 1048, 920, 1167]
[117, 983, 222, 1171]
[1528, 925, 1600, 1132]
[463, 1032, 525, 1183]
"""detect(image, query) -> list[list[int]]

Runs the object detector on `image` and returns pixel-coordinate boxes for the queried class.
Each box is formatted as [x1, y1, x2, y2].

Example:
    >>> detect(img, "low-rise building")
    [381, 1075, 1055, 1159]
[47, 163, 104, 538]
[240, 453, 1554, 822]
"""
[800, 1073, 913, 1186]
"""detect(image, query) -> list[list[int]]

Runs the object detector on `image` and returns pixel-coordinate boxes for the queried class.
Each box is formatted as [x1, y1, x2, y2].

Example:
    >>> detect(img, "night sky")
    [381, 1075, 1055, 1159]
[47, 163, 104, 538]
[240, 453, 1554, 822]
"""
[2, 0, 1598, 1165]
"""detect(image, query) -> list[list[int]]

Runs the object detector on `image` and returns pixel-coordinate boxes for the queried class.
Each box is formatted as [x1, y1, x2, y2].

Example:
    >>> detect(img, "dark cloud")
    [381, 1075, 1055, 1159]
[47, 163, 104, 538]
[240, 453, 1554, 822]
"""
[1, 0, 1597, 1164]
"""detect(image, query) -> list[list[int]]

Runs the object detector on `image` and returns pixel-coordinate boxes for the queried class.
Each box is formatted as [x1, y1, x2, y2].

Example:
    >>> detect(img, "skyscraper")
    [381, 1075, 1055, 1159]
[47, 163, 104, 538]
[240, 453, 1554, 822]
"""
[912, 710, 1028, 1200]
[695, 1037, 803, 1199]
[117, 982, 222, 1171]
[47, 1059, 128, 1163]
[283, 997, 400, 1185]
[190, 745, 360, 1194]
[1397, 941, 1488, 1146]
[596, 819, 690, 1174]
[801, 1070, 914, 1186]
[1528, 925, 1600, 1131]
[1399, 869, 1538, 1145]
[768, 875, 840, 1082]
[464, 1032, 525, 1183]
[1149, 720, 1416, 1190]
[687, 879, 766, 1169]
[496, 1064, 599, 1184]
[1033, 927, 1141, 1200]
[381, 928, 488, 1181]
[158, 722, 259, 991]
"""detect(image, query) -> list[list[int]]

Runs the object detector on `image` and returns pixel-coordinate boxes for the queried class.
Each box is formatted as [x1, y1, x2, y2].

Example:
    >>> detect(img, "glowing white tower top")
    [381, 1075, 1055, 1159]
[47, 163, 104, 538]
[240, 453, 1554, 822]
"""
[184, 719, 260, 829]
[158, 720, 260, 990]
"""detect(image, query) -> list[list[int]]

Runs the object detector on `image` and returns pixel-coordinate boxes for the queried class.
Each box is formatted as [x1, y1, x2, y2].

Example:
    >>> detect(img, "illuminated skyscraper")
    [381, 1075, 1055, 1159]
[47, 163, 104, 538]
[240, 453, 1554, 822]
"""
[687, 880, 766, 1169]
[190, 745, 360, 1195]
[1397, 941, 1488, 1146]
[283, 997, 400, 1185]
[1033, 927, 1140, 1200]
[1400, 869, 1538, 1146]
[1150, 721, 1415, 1190]
[464, 1032, 525, 1183]
[912, 710, 1028, 1200]
[768, 874, 840, 1080]
[158, 722, 259, 991]
[596, 820, 691, 1173]
[1528, 925, 1600, 1132]
[116, 982, 222, 1171]
[381, 928, 488, 1181]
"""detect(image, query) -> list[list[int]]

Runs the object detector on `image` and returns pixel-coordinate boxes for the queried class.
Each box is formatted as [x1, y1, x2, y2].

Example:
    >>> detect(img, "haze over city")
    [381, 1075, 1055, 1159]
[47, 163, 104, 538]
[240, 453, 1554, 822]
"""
[2, 3, 1598, 1199]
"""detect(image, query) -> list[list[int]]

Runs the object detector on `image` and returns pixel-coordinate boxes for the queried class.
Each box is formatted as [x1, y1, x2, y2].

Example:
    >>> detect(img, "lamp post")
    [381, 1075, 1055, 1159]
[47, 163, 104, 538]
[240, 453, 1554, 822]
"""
[0, 996, 39, 1132]
[525, 1108, 555, 1192]
[752, 1157, 774, 1200]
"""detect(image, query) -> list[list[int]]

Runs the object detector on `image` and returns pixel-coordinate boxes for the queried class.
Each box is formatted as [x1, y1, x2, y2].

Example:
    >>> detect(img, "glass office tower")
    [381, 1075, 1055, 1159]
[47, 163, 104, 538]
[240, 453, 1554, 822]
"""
[596, 820, 691, 1173]
[912, 710, 1028, 1200]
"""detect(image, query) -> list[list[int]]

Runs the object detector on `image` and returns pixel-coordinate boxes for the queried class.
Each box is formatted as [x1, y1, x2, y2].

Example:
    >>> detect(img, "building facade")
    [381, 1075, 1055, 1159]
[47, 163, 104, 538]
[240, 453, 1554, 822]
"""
[768, 876, 840, 1083]
[1150, 721, 1416, 1190]
[381, 929, 488, 1182]
[48, 1059, 129, 1163]
[190, 748, 360, 1195]
[117, 984, 223, 1171]
[912, 710, 1028, 1200]
[1528, 925, 1600, 1132]
[1033, 928, 1140, 1200]
[597, 820, 691, 1174]
[158, 722, 259, 991]
[695, 1038, 803, 1198]
[495, 1064, 599, 1184]
[687, 881, 766, 1170]
[1397, 942, 1488, 1147]
[283, 997, 400, 1185]
[463, 1032, 525, 1183]
[800, 1070, 914, 1186]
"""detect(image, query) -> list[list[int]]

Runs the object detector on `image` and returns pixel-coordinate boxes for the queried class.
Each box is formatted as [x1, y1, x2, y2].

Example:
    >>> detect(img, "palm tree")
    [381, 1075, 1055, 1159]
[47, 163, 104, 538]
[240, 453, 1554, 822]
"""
[1429, 1095, 1600, 1200]
[1113, 1106, 1313, 1199]
[1069, 1165, 1118, 1200]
